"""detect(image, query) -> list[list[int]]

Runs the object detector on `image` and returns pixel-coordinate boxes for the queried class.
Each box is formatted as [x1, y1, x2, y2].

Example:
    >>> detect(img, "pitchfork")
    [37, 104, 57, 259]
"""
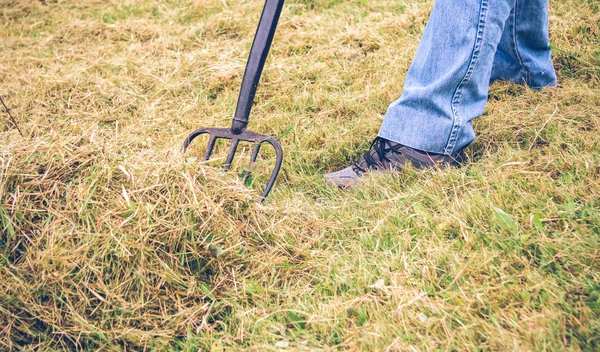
[182, 0, 285, 202]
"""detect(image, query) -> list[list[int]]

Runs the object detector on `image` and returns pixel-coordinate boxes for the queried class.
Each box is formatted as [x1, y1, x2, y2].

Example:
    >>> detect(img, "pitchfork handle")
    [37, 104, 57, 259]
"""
[231, 0, 285, 134]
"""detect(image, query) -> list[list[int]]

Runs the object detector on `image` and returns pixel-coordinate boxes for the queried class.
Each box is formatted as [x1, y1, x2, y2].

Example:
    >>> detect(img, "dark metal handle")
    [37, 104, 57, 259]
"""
[231, 0, 285, 134]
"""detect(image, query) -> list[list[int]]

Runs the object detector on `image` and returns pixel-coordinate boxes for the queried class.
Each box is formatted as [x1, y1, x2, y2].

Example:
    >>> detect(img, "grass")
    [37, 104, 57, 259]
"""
[1, 0, 599, 350]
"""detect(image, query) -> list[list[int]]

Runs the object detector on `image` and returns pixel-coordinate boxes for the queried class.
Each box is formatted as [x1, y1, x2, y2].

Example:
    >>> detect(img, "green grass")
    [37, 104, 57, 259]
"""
[1, 0, 599, 350]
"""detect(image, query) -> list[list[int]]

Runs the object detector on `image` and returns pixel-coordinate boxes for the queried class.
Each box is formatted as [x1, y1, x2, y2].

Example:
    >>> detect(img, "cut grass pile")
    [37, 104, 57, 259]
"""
[1, 0, 599, 350]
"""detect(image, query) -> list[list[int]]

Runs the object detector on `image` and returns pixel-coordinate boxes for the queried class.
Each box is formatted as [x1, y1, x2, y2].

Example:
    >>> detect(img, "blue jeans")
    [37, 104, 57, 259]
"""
[378, 0, 557, 155]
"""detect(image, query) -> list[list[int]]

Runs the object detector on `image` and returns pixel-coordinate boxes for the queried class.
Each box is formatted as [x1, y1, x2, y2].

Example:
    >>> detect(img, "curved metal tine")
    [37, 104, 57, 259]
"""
[242, 142, 262, 184]
[259, 138, 283, 203]
[182, 129, 211, 153]
[223, 138, 240, 171]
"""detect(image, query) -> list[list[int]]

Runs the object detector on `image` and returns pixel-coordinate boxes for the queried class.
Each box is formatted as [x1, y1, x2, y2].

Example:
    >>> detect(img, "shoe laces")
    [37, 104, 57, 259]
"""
[352, 137, 403, 174]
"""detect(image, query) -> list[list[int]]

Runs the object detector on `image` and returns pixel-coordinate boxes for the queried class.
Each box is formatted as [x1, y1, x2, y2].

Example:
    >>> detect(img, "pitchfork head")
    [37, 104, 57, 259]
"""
[182, 127, 283, 202]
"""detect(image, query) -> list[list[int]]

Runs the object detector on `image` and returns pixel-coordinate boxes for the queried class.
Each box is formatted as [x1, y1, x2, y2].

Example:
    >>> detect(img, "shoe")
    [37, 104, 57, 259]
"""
[324, 137, 466, 189]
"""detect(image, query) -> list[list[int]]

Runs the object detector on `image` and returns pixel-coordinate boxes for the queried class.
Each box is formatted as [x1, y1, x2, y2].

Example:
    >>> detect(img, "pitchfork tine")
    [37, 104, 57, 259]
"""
[260, 138, 283, 202]
[202, 134, 218, 161]
[242, 143, 262, 183]
[223, 138, 240, 171]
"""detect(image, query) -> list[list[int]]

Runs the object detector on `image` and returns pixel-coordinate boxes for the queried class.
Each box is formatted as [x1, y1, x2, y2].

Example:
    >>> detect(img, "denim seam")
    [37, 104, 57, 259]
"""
[511, 0, 528, 84]
[446, 0, 489, 155]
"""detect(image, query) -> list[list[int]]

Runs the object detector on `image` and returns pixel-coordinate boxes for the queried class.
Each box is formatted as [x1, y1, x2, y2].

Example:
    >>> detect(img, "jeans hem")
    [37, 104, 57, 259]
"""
[377, 130, 452, 156]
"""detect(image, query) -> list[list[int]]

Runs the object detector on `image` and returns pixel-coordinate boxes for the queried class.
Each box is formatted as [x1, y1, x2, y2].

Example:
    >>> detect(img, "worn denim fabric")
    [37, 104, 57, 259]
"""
[378, 0, 557, 155]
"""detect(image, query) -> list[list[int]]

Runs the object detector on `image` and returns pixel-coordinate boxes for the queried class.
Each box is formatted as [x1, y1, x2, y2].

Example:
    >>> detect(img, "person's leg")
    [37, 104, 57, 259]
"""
[490, 0, 557, 88]
[378, 0, 516, 156]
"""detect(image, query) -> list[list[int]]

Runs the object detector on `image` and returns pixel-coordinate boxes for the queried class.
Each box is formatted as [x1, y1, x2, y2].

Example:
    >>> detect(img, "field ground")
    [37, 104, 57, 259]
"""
[1, 0, 599, 350]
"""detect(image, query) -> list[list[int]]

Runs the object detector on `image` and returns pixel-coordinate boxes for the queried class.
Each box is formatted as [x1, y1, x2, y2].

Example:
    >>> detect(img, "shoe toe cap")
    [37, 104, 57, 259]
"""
[324, 166, 360, 189]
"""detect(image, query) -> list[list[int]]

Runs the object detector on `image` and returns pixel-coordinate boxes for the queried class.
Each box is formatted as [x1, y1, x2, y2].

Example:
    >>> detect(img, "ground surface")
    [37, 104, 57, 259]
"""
[1, 0, 599, 350]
